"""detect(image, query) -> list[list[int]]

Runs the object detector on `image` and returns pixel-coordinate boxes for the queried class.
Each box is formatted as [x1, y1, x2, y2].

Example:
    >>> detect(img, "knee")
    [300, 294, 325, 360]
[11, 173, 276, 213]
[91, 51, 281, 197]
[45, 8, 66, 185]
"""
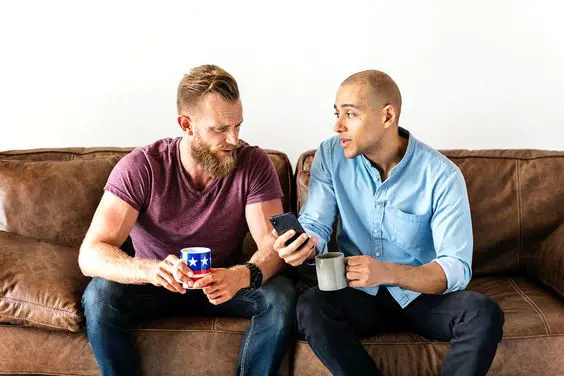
[259, 276, 298, 325]
[465, 293, 505, 340]
[296, 287, 327, 333]
[82, 278, 124, 325]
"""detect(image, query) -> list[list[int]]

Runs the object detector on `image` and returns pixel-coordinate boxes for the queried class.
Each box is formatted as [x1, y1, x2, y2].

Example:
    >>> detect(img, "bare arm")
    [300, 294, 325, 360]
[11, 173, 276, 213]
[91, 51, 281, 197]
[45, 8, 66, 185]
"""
[78, 192, 151, 283]
[347, 257, 447, 295]
[243, 198, 287, 283]
[386, 261, 447, 294]
[78, 192, 188, 293]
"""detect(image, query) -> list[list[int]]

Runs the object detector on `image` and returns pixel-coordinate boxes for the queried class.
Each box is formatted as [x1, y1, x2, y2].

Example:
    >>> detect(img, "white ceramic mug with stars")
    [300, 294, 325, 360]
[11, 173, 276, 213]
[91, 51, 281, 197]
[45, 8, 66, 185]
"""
[174, 247, 212, 289]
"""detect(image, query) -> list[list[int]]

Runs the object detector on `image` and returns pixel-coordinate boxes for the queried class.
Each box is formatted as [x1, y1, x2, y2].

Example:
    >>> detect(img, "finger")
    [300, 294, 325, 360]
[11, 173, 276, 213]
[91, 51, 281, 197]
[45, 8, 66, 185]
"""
[176, 261, 195, 278]
[274, 230, 297, 250]
[348, 280, 366, 288]
[157, 274, 184, 293]
[346, 271, 363, 281]
[271, 228, 279, 238]
[346, 263, 363, 273]
[164, 254, 180, 266]
[209, 294, 229, 305]
[278, 233, 310, 258]
[283, 244, 314, 265]
[202, 284, 223, 295]
[193, 274, 214, 289]
[173, 263, 195, 282]
[283, 236, 316, 260]
[205, 289, 225, 301]
[158, 270, 185, 293]
[346, 256, 364, 266]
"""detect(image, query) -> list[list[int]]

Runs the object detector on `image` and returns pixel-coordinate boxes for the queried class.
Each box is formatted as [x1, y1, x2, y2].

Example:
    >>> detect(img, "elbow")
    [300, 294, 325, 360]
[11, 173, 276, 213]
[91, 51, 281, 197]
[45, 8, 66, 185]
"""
[78, 242, 94, 277]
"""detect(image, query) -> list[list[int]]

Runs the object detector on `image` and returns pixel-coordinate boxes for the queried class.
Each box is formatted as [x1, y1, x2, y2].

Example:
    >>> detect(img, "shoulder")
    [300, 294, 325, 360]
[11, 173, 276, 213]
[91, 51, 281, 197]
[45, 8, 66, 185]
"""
[236, 141, 274, 170]
[412, 136, 460, 180]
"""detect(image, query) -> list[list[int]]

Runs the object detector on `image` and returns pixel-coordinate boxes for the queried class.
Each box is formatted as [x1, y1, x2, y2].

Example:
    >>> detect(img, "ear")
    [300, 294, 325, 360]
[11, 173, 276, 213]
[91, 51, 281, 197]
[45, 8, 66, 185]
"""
[382, 105, 396, 129]
[177, 115, 194, 135]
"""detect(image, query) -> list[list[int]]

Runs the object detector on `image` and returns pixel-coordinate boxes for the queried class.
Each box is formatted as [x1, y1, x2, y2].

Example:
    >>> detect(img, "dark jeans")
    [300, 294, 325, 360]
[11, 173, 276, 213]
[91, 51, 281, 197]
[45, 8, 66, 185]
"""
[297, 286, 504, 376]
[82, 275, 297, 376]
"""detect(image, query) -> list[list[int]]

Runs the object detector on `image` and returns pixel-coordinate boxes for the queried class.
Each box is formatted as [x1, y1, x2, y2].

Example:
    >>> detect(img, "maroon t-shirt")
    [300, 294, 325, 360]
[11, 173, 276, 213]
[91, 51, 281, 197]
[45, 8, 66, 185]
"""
[104, 137, 283, 267]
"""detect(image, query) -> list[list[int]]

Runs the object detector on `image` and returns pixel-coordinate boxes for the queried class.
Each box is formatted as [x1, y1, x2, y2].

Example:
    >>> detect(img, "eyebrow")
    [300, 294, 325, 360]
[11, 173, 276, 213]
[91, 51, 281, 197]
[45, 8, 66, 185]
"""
[334, 104, 361, 110]
[214, 121, 243, 128]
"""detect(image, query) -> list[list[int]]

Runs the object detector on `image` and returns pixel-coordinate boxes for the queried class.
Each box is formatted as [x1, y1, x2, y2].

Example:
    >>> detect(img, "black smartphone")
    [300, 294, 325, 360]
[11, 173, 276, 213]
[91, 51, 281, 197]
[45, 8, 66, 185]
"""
[269, 212, 309, 248]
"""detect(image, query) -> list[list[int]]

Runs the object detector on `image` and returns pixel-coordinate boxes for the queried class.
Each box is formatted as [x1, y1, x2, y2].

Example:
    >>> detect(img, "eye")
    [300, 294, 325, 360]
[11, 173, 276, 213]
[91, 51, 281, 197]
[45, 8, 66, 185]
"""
[334, 112, 340, 118]
[215, 127, 227, 133]
[346, 111, 354, 118]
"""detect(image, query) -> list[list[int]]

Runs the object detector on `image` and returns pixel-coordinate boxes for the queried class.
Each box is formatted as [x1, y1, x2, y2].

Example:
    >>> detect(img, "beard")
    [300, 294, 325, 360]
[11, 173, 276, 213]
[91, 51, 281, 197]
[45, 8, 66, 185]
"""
[191, 132, 239, 178]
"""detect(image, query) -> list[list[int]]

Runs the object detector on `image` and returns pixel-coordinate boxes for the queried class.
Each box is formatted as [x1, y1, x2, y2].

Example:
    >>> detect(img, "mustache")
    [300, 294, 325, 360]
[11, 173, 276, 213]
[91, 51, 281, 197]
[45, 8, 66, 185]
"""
[211, 142, 241, 153]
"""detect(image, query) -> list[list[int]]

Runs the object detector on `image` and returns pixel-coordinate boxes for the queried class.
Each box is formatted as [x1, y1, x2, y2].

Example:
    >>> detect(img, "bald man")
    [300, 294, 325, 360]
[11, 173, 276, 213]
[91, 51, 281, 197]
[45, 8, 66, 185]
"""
[273, 70, 504, 376]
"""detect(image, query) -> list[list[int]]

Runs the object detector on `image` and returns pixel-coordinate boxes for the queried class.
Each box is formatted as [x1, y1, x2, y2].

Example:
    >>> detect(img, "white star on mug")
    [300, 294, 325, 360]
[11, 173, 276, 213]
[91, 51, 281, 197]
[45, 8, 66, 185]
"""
[201, 256, 209, 266]
[188, 257, 197, 267]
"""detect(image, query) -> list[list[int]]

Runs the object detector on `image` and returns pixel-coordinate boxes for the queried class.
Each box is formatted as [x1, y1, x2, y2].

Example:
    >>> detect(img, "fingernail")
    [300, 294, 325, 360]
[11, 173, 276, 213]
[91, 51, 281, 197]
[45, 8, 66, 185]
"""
[290, 230, 295, 235]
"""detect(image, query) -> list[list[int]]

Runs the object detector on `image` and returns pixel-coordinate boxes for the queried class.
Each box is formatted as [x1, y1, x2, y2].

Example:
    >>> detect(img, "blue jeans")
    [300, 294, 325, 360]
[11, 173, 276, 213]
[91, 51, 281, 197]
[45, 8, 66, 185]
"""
[297, 286, 504, 376]
[82, 275, 297, 376]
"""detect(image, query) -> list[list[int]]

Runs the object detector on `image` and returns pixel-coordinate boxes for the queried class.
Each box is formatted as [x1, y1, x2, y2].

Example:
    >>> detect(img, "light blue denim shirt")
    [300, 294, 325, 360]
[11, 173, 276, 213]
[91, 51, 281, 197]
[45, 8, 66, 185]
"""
[299, 128, 473, 308]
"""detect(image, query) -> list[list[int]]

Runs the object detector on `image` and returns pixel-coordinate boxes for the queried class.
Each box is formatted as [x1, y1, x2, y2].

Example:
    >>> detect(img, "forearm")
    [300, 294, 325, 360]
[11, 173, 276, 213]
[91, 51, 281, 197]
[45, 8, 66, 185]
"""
[79, 241, 154, 284]
[247, 233, 285, 282]
[386, 261, 447, 294]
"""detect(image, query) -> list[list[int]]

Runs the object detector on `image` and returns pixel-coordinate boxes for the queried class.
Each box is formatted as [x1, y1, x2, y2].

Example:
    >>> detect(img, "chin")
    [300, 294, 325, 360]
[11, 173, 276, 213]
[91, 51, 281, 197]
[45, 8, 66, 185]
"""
[342, 148, 358, 159]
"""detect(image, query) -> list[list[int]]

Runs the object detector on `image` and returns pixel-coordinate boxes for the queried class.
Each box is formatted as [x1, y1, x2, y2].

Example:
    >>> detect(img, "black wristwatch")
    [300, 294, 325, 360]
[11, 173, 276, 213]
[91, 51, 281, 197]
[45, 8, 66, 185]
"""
[244, 262, 263, 290]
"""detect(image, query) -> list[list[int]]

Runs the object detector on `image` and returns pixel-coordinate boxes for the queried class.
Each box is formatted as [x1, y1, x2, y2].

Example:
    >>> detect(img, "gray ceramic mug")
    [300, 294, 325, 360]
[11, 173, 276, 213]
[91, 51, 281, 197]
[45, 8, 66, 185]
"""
[315, 252, 347, 291]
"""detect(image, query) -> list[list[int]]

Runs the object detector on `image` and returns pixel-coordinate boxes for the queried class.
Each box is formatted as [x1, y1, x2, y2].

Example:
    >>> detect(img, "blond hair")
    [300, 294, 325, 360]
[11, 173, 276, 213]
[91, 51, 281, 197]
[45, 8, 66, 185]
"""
[176, 65, 239, 114]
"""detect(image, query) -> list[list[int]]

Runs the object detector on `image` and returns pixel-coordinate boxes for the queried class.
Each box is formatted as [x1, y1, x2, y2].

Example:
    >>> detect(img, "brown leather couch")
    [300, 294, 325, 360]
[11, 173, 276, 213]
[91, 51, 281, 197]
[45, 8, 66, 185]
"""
[0, 146, 563, 376]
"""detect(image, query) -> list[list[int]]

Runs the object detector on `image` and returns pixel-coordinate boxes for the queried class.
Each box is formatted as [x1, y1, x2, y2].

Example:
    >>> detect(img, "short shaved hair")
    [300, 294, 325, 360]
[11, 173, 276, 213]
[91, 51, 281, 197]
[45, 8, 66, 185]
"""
[342, 70, 402, 120]
[176, 64, 239, 114]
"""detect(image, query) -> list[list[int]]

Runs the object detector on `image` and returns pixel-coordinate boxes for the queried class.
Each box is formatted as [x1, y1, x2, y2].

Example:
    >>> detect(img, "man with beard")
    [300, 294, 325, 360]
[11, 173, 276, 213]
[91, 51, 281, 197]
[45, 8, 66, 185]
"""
[79, 65, 296, 376]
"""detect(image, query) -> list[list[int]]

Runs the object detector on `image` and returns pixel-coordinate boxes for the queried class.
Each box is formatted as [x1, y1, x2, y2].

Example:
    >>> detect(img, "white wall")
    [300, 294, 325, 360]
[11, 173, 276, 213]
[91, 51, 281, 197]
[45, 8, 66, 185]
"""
[1, 0, 563, 166]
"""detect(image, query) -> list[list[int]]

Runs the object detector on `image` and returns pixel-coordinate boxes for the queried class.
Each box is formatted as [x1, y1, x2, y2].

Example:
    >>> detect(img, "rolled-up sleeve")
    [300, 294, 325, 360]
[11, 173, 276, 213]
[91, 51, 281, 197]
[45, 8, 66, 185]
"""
[298, 142, 338, 257]
[431, 168, 473, 294]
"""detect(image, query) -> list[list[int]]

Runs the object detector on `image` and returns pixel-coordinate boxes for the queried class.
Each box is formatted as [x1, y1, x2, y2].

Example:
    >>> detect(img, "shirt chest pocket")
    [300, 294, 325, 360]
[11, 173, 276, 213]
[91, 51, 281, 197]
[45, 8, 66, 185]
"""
[385, 206, 432, 251]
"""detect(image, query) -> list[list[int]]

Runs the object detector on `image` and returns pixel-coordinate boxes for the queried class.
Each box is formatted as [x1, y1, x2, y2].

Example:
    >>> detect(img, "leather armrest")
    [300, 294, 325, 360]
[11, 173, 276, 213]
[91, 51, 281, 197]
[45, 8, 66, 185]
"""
[533, 223, 564, 299]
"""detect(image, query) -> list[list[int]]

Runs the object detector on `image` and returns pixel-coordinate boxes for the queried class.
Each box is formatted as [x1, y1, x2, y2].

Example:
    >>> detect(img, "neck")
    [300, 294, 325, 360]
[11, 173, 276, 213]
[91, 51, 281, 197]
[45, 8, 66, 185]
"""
[364, 127, 408, 181]
[179, 137, 215, 190]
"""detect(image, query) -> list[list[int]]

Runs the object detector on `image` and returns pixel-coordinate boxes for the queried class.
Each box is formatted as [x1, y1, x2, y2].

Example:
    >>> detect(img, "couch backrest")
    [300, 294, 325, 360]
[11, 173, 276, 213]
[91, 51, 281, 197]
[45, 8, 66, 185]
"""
[295, 149, 564, 277]
[0, 147, 293, 250]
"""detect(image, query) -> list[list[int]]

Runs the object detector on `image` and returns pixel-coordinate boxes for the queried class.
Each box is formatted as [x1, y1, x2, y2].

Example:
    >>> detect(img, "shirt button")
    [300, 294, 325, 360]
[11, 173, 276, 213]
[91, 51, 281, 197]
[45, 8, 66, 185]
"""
[375, 252, 381, 257]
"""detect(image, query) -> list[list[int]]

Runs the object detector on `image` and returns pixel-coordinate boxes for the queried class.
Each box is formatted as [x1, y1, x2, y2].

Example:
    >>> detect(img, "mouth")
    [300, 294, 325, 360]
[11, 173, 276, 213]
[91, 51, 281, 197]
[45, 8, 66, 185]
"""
[340, 138, 352, 148]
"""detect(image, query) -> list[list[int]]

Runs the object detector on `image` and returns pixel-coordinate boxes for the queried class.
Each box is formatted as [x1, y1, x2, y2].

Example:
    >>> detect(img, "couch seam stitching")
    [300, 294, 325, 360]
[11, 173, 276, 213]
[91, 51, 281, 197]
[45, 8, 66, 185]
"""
[516, 159, 522, 270]
[0, 296, 80, 316]
[0, 313, 69, 330]
[507, 278, 551, 334]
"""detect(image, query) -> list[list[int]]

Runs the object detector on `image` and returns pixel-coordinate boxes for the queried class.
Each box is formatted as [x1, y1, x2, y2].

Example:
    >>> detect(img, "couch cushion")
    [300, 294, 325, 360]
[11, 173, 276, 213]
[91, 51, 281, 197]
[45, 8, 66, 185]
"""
[295, 149, 564, 276]
[0, 316, 291, 376]
[0, 156, 119, 248]
[0, 231, 89, 331]
[292, 276, 564, 375]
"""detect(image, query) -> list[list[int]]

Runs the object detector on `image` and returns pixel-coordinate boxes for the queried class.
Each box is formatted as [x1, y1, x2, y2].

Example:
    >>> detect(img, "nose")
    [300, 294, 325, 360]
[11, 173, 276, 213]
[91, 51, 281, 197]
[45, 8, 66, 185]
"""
[333, 118, 345, 133]
[225, 127, 239, 146]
